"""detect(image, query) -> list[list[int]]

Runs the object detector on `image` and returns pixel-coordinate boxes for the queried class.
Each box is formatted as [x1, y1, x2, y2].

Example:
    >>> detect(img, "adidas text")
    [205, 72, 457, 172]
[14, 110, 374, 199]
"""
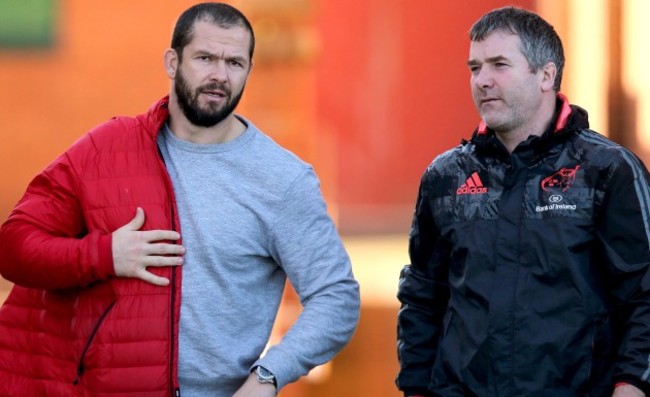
[456, 186, 488, 195]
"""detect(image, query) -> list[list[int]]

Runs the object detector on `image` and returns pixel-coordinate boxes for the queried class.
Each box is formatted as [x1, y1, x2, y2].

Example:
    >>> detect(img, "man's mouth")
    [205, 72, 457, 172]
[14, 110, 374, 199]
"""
[202, 90, 226, 99]
[481, 97, 499, 104]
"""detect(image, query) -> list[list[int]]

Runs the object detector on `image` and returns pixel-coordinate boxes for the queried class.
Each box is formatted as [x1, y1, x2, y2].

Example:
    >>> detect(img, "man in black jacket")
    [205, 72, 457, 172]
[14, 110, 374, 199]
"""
[396, 6, 650, 397]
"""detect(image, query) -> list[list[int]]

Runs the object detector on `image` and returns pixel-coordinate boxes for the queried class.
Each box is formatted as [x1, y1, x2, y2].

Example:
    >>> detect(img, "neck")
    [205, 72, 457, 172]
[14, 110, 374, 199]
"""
[167, 99, 245, 144]
[495, 129, 539, 153]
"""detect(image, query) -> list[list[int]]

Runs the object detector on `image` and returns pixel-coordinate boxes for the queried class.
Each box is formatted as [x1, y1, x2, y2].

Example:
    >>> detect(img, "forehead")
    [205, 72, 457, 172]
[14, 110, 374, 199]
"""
[185, 20, 251, 58]
[469, 30, 524, 61]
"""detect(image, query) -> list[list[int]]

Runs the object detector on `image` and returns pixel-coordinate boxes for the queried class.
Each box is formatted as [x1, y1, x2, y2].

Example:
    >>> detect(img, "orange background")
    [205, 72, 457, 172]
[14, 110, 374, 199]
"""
[4, 0, 648, 395]
[0, 0, 534, 233]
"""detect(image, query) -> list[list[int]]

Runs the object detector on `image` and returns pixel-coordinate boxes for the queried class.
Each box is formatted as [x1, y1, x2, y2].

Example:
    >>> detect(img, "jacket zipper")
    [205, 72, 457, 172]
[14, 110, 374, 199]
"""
[73, 300, 116, 385]
[159, 143, 181, 397]
[169, 208, 182, 397]
[170, 262, 179, 396]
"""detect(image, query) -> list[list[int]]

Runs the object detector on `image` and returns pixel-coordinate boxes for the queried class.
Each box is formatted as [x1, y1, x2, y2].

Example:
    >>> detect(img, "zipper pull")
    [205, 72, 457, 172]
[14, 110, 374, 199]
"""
[175, 388, 181, 397]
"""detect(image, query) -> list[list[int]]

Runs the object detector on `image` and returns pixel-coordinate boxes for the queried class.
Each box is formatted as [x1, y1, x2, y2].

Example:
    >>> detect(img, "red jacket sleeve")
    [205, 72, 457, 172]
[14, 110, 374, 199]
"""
[0, 141, 114, 289]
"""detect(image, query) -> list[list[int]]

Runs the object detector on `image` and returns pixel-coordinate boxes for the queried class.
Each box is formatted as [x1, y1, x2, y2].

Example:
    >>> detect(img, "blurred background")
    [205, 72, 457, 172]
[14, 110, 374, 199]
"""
[1, 0, 649, 395]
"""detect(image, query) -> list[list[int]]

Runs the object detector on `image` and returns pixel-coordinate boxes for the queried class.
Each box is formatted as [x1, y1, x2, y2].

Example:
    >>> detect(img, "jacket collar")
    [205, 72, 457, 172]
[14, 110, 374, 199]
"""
[476, 93, 575, 136]
[470, 94, 590, 158]
[141, 96, 171, 140]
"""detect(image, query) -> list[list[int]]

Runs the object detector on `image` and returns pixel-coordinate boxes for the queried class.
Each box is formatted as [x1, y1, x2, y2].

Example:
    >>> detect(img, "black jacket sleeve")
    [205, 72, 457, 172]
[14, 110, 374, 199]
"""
[599, 152, 650, 395]
[396, 169, 451, 396]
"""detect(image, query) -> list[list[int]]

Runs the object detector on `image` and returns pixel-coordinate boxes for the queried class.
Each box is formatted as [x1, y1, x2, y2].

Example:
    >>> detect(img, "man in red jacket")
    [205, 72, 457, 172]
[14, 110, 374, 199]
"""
[0, 3, 360, 396]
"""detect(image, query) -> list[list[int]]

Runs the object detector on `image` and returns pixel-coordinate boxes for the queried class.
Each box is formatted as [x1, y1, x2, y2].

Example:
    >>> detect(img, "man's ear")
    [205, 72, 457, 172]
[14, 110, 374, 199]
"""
[540, 61, 557, 92]
[246, 59, 254, 78]
[164, 48, 179, 79]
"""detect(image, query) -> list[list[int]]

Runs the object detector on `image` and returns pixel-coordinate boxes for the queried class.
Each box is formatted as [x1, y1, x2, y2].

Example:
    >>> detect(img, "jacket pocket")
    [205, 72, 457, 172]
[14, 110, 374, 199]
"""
[73, 300, 116, 385]
[587, 315, 615, 393]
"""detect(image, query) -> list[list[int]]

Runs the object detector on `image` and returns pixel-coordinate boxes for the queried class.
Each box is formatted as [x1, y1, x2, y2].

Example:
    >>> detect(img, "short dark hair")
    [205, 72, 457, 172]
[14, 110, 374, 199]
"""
[470, 6, 565, 91]
[171, 2, 255, 62]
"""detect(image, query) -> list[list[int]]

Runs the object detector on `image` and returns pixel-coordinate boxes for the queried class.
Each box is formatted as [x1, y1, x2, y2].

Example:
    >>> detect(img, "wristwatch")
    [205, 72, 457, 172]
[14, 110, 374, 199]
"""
[254, 365, 277, 387]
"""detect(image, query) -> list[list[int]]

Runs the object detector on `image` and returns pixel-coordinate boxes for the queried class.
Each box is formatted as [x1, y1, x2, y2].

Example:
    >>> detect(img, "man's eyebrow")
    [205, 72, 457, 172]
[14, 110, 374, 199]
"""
[485, 55, 510, 63]
[192, 49, 215, 57]
[193, 49, 247, 61]
[227, 54, 248, 63]
[468, 55, 510, 66]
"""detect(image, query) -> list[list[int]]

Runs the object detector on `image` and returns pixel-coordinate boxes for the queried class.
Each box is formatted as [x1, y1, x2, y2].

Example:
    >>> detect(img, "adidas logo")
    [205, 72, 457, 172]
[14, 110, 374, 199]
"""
[457, 172, 488, 195]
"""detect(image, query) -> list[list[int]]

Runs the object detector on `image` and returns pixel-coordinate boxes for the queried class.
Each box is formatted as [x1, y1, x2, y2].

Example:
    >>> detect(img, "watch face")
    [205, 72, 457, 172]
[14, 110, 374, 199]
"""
[256, 366, 275, 384]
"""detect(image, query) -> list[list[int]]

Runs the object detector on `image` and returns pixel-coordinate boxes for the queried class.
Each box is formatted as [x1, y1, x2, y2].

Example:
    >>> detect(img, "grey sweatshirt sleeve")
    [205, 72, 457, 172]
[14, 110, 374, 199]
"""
[254, 167, 361, 390]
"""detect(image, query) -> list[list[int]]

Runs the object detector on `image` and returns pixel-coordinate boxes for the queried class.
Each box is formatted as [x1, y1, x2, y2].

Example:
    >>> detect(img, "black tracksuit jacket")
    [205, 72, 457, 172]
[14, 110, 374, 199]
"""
[397, 96, 650, 397]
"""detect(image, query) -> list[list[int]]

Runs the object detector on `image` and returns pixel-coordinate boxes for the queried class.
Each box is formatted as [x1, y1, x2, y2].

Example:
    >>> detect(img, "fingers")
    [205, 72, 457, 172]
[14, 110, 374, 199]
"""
[119, 252, 182, 287]
[141, 229, 181, 243]
[115, 208, 180, 241]
[119, 207, 145, 232]
[131, 254, 182, 287]
[137, 269, 172, 287]
[141, 253, 184, 268]
[112, 207, 186, 287]
[143, 242, 185, 257]
[117, 208, 180, 238]
[116, 252, 182, 286]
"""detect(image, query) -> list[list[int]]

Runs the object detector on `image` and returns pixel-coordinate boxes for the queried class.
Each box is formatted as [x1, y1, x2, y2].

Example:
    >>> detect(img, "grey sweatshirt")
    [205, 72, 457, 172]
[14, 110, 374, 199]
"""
[157, 117, 360, 396]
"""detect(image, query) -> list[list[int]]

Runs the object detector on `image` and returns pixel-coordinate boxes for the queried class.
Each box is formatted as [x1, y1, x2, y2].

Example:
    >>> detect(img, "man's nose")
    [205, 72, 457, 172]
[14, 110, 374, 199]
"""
[473, 68, 494, 88]
[208, 60, 228, 81]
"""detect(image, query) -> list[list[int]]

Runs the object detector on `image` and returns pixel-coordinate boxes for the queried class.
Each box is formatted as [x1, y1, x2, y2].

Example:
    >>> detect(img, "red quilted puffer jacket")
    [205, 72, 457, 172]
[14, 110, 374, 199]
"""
[0, 97, 183, 397]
